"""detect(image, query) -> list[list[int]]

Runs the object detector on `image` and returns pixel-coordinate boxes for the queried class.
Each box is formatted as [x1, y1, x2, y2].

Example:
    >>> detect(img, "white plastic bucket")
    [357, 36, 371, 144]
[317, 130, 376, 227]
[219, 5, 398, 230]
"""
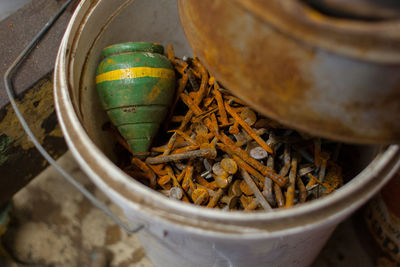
[54, 0, 400, 266]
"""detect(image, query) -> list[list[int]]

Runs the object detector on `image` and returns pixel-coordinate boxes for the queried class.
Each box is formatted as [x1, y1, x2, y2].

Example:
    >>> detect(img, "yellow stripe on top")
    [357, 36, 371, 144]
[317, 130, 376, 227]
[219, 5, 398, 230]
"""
[96, 67, 174, 84]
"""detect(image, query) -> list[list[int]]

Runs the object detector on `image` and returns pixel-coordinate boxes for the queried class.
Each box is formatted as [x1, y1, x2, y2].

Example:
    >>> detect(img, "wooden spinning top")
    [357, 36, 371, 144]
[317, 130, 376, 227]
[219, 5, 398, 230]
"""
[96, 42, 176, 152]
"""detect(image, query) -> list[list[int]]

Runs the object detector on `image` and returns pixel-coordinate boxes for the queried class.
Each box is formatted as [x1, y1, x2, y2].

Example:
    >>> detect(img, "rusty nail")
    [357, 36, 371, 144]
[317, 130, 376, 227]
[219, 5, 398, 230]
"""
[274, 183, 285, 208]
[225, 102, 273, 154]
[163, 132, 178, 156]
[220, 195, 240, 210]
[221, 158, 238, 175]
[240, 195, 258, 211]
[233, 130, 251, 147]
[191, 188, 209, 205]
[212, 162, 227, 176]
[240, 180, 254, 196]
[317, 151, 331, 196]
[263, 178, 275, 207]
[279, 144, 291, 177]
[229, 121, 240, 135]
[240, 107, 257, 126]
[146, 148, 217, 164]
[131, 157, 157, 189]
[297, 176, 307, 203]
[250, 146, 269, 160]
[182, 165, 196, 194]
[174, 162, 187, 171]
[200, 170, 212, 179]
[206, 188, 224, 208]
[240, 168, 272, 211]
[318, 152, 330, 183]
[285, 153, 299, 207]
[298, 165, 315, 177]
[168, 186, 184, 200]
[262, 156, 275, 206]
[228, 180, 242, 197]
[215, 174, 232, 189]
[186, 68, 200, 92]
[158, 175, 171, 190]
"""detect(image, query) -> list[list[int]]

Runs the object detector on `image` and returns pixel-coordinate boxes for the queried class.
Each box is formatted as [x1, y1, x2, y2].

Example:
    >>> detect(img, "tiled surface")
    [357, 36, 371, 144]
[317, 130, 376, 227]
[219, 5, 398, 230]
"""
[1, 151, 378, 267]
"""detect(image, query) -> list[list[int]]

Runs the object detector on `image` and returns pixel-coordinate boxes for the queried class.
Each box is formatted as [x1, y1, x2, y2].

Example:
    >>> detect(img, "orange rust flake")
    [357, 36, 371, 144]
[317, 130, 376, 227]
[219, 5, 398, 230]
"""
[167, 45, 175, 61]
[148, 86, 161, 101]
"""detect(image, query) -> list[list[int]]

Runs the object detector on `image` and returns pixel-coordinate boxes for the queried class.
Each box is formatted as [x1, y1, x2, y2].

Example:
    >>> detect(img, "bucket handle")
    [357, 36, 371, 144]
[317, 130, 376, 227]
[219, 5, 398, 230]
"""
[3, 0, 144, 234]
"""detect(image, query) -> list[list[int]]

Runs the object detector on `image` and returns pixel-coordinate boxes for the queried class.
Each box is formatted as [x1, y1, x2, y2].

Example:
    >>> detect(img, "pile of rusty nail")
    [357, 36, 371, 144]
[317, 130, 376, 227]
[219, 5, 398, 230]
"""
[119, 47, 344, 211]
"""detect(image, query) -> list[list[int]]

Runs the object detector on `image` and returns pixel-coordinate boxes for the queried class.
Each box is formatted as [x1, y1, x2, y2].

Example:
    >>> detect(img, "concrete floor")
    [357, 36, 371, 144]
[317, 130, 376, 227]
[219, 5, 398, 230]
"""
[0, 0, 74, 108]
[0, 0, 30, 21]
[0, 151, 382, 267]
[2, 152, 152, 267]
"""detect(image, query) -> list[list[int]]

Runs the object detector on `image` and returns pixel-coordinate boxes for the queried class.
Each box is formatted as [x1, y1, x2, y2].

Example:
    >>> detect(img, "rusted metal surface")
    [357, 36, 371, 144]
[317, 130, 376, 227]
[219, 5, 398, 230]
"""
[0, 75, 67, 207]
[177, 0, 400, 144]
[303, 0, 400, 20]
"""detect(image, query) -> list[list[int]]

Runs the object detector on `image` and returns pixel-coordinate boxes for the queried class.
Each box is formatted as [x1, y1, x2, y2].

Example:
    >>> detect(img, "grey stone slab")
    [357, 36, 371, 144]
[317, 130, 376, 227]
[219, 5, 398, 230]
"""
[0, 0, 77, 108]
[4, 151, 152, 267]
[0, 0, 31, 21]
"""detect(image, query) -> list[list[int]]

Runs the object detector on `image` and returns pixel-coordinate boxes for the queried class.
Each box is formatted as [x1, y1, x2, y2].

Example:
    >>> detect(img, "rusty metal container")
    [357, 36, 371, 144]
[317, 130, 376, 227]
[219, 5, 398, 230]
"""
[305, 0, 400, 20]
[53, 0, 400, 266]
[178, 0, 400, 144]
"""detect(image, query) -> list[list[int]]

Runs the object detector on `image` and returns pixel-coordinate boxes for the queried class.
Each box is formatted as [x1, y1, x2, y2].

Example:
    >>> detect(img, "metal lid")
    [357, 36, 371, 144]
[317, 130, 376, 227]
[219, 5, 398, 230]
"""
[234, 0, 400, 64]
[303, 0, 400, 21]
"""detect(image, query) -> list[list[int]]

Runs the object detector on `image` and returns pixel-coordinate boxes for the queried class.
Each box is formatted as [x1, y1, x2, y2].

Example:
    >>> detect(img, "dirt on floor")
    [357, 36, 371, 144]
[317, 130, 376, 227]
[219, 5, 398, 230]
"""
[1, 152, 152, 267]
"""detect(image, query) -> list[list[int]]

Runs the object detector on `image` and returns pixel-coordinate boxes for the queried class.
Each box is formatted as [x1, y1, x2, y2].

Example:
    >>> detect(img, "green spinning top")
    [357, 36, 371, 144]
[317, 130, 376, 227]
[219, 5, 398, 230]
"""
[96, 42, 176, 152]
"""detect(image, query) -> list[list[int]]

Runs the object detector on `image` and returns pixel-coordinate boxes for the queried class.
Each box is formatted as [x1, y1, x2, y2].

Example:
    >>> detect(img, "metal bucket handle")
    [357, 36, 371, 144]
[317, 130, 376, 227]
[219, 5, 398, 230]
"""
[3, 0, 143, 234]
